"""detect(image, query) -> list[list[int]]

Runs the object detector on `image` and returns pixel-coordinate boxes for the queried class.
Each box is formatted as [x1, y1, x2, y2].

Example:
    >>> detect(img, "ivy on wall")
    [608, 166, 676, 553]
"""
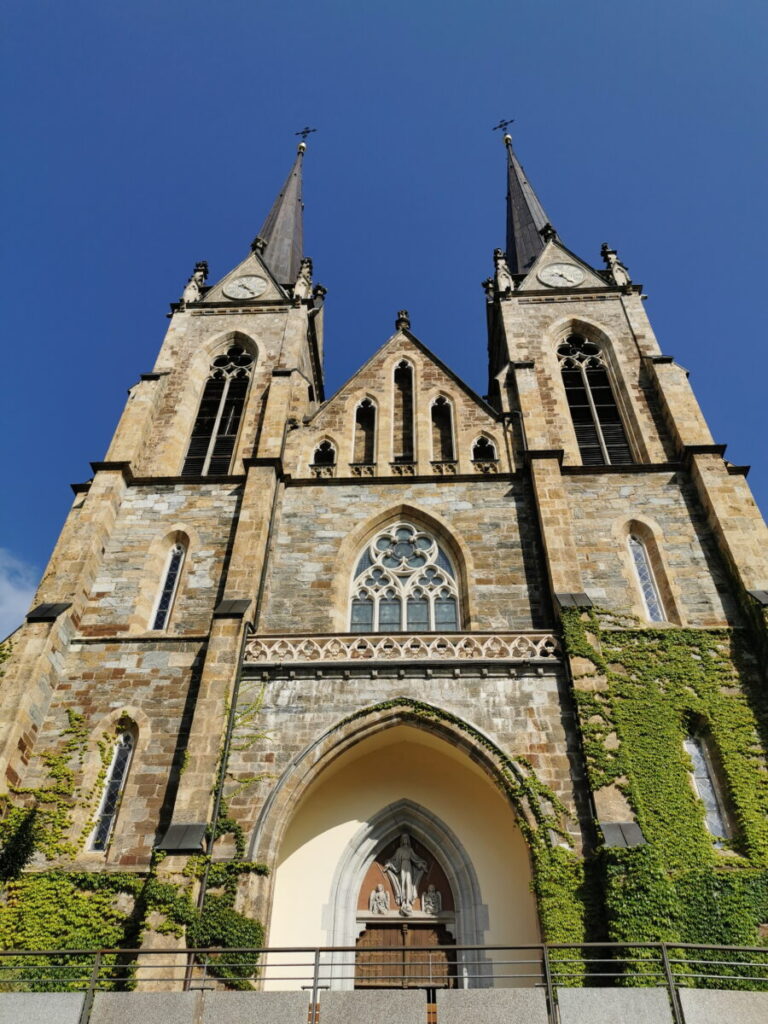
[561, 607, 768, 958]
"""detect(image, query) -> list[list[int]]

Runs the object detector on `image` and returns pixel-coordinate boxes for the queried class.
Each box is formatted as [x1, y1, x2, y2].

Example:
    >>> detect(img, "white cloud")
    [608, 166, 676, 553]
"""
[0, 549, 38, 641]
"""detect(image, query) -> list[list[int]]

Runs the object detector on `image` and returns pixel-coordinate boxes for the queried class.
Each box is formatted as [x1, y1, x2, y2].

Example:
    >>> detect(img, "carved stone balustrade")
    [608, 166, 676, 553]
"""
[243, 632, 560, 666]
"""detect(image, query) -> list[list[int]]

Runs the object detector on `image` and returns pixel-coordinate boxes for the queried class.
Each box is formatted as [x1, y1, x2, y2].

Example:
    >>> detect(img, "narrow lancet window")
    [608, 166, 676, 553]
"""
[152, 543, 185, 630]
[628, 535, 665, 622]
[350, 523, 460, 632]
[182, 344, 254, 476]
[431, 397, 454, 461]
[683, 731, 729, 843]
[89, 731, 134, 851]
[558, 335, 632, 466]
[393, 362, 414, 462]
[354, 399, 376, 464]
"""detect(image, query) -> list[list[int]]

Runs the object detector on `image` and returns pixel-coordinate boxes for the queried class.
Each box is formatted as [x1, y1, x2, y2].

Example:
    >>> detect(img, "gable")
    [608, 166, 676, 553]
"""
[516, 239, 609, 292]
[200, 249, 288, 305]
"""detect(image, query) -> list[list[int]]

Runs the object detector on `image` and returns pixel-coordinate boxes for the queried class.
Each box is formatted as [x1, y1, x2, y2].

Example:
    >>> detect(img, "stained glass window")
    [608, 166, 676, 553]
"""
[628, 535, 665, 622]
[89, 732, 134, 852]
[350, 523, 459, 632]
[683, 733, 729, 843]
[152, 543, 185, 630]
[558, 335, 632, 466]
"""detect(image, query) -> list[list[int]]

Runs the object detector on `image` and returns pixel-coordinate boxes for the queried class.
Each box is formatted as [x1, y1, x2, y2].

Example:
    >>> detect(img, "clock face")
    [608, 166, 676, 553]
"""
[223, 275, 268, 300]
[537, 263, 586, 288]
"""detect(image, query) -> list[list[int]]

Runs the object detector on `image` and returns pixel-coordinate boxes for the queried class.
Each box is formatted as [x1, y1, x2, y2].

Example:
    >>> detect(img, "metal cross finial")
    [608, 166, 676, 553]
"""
[492, 118, 515, 132]
[295, 126, 318, 141]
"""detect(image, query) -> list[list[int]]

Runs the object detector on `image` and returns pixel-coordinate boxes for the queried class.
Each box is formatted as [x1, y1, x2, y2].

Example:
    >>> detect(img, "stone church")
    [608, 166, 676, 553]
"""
[1, 135, 768, 991]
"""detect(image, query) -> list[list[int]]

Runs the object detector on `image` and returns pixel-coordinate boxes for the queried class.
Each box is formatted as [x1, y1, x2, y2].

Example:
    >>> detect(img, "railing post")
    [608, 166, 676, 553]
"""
[660, 943, 685, 1024]
[541, 944, 559, 1024]
[311, 948, 321, 1024]
[78, 950, 102, 1024]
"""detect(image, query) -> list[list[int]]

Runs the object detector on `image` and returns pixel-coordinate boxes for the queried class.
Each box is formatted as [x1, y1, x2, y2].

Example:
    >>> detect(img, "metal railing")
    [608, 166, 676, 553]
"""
[0, 942, 766, 1024]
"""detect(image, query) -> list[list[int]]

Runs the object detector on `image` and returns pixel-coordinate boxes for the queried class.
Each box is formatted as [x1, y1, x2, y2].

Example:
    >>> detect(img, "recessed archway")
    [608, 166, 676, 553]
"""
[263, 723, 540, 989]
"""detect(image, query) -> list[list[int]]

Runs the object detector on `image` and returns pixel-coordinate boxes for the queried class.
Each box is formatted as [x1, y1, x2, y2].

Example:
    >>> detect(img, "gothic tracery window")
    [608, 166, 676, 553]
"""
[628, 534, 665, 623]
[313, 440, 336, 466]
[350, 523, 459, 633]
[558, 334, 633, 466]
[89, 731, 134, 852]
[182, 344, 254, 476]
[151, 542, 185, 630]
[471, 436, 497, 462]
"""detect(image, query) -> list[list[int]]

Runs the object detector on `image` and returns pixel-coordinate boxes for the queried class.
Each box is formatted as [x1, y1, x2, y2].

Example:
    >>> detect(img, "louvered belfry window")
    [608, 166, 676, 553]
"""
[558, 335, 633, 466]
[182, 345, 254, 476]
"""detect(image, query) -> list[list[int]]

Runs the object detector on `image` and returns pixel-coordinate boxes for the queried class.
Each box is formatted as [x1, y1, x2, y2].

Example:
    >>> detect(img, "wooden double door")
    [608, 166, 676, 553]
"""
[355, 922, 457, 989]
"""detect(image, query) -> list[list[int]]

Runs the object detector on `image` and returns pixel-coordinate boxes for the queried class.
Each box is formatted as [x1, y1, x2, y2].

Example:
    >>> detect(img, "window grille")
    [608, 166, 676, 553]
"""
[431, 397, 454, 462]
[151, 543, 185, 630]
[683, 732, 729, 843]
[393, 362, 414, 462]
[89, 732, 134, 851]
[350, 523, 459, 632]
[354, 400, 376, 464]
[182, 345, 254, 476]
[558, 335, 632, 466]
[628, 535, 665, 623]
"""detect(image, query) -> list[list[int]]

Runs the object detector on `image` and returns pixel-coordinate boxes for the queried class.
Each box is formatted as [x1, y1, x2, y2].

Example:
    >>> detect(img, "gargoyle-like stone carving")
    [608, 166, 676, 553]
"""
[181, 261, 208, 305]
[293, 257, 313, 301]
[493, 249, 514, 296]
[601, 243, 631, 288]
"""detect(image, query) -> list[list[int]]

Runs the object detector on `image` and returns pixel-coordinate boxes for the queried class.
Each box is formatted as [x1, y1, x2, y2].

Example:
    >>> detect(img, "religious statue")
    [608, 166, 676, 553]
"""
[293, 257, 313, 302]
[181, 261, 208, 306]
[384, 832, 427, 915]
[421, 884, 442, 915]
[368, 883, 390, 914]
[493, 249, 514, 296]
[601, 243, 631, 288]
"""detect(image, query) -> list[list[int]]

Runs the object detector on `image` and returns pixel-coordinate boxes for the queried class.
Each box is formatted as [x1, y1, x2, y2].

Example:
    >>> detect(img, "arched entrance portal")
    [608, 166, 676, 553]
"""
[264, 723, 540, 989]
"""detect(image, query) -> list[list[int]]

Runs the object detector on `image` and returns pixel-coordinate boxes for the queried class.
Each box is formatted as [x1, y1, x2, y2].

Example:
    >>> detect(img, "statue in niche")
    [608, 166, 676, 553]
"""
[384, 833, 427, 916]
[181, 261, 208, 305]
[493, 248, 514, 296]
[368, 883, 390, 914]
[293, 257, 313, 301]
[421, 884, 442, 915]
[601, 243, 631, 288]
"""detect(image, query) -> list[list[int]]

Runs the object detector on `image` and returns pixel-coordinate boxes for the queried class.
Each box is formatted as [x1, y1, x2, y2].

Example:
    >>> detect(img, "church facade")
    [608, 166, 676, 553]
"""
[1, 136, 768, 986]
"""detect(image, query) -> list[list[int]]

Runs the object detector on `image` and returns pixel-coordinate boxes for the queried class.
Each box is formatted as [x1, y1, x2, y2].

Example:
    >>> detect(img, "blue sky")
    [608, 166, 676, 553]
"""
[1, 0, 766, 634]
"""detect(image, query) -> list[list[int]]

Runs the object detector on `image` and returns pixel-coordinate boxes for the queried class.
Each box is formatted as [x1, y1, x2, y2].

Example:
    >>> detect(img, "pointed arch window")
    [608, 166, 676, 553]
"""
[313, 441, 336, 466]
[558, 335, 632, 466]
[471, 436, 497, 462]
[354, 399, 377, 464]
[182, 344, 254, 476]
[683, 729, 730, 843]
[628, 535, 665, 623]
[89, 731, 134, 851]
[350, 523, 460, 633]
[151, 542, 186, 630]
[393, 362, 414, 462]
[431, 397, 455, 462]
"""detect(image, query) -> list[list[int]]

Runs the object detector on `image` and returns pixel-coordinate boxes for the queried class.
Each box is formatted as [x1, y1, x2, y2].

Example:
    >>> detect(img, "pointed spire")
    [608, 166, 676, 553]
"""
[253, 142, 306, 286]
[504, 133, 551, 275]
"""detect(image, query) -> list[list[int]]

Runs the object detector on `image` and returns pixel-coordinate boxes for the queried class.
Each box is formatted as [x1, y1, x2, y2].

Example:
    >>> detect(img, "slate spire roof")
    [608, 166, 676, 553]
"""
[256, 142, 306, 286]
[504, 134, 551, 274]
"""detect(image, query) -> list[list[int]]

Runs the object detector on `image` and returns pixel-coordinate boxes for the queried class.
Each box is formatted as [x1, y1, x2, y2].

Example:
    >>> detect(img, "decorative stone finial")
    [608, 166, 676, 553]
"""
[180, 260, 208, 306]
[251, 235, 267, 254]
[292, 257, 313, 303]
[601, 242, 632, 288]
[540, 223, 557, 242]
[493, 249, 514, 297]
[395, 310, 410, 330]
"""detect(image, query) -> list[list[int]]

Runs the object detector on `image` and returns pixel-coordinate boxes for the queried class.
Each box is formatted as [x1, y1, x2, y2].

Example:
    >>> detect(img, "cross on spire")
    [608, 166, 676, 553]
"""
[295, 126, 317, 142]
[492, 118, 515, 133]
